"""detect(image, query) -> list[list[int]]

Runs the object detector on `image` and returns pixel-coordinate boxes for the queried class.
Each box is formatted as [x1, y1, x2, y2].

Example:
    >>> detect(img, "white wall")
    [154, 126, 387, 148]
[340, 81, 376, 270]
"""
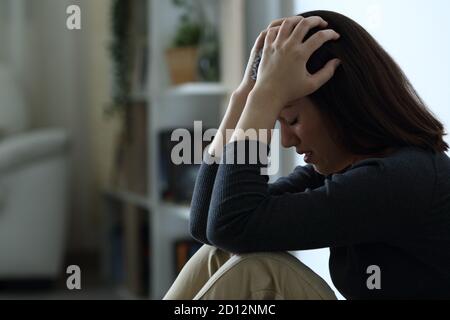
[0, 0, 11, 63]
[4, 0, 117, 252]
[290, 0, 450, 300]
[293, 0, 450, 150]
[245, 0, 282, 56]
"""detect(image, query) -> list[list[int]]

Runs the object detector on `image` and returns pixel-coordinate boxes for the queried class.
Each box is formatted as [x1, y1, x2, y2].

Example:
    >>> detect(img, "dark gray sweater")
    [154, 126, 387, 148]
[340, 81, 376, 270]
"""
[190, 139, 450, 299]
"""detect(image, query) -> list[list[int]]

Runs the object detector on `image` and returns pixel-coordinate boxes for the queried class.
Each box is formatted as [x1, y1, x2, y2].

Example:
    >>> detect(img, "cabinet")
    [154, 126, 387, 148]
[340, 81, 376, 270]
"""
[147, 0, 245, 299]
[103, 0, 246, 300]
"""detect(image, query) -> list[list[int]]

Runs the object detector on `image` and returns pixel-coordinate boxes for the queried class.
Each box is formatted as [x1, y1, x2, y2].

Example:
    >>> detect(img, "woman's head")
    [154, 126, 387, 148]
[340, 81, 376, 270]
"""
[279, 96, 358, 175]
[279, 10, 448, 175]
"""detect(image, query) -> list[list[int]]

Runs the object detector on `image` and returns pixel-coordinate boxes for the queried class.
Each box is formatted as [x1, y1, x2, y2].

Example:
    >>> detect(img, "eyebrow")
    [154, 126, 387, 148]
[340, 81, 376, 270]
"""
[278, 115, 293, 123]
[278, 104, 300, 122]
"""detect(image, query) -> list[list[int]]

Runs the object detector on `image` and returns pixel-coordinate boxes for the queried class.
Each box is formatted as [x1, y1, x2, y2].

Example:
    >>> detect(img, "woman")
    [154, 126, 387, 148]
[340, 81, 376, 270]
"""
[164, 10, 450, 300]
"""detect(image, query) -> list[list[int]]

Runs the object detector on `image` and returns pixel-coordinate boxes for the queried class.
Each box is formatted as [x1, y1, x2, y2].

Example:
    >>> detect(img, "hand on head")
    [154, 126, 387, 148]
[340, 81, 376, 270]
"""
[244, 16, 341, 111]
[255, 16, 341, 109]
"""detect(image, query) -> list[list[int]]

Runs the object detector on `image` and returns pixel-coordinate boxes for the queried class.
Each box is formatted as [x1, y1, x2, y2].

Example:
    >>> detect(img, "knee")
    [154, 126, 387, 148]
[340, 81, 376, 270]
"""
[187, 244, 224, 262]
[196, 244, 217, 256]
[185, 244, 233, 277]
[227, 252, 298, 279]
[234, 252, 327, 283]
[199, 252, 337, 300]
[196, 244, 231, 262]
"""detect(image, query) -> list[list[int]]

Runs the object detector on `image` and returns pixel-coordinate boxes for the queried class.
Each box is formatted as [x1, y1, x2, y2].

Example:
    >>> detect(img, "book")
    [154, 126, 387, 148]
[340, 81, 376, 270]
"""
[173, 239, 203, 277]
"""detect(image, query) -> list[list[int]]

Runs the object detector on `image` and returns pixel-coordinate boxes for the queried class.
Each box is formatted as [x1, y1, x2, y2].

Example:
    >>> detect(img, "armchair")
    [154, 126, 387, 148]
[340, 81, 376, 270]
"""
[0, 64, 70, 280]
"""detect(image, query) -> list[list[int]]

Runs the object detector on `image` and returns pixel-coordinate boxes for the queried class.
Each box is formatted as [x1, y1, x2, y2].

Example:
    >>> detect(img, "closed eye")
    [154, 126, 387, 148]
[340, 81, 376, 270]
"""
[289, 118, 298, 126]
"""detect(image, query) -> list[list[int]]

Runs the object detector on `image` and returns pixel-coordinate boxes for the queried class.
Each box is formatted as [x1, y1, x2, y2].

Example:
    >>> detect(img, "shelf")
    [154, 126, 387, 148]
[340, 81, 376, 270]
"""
[165, 82, 229, 97]
[130, 91, 149, 102]
[137, 0, 246, 299]
[159, 201, 190, 221]
[103, 189, 152, 210]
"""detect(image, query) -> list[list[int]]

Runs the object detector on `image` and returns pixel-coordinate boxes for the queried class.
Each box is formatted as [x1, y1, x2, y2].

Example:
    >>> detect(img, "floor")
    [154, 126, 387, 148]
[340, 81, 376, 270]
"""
[0, 252, 141, 300]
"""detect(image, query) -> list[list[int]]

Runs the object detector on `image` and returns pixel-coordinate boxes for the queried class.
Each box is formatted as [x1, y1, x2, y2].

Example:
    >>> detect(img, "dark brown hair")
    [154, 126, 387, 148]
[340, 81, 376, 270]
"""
[300, 10, 448, 154]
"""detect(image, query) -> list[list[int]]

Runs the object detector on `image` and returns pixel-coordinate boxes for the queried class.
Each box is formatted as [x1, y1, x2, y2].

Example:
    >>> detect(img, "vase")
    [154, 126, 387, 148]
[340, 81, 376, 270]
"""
[165, 46, 199, 85]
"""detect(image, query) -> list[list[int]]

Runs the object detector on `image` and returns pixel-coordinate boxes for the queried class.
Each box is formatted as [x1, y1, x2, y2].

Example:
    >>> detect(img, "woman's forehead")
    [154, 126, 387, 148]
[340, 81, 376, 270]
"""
[282, 98, 308, 114]
[279, 97, 318, 119]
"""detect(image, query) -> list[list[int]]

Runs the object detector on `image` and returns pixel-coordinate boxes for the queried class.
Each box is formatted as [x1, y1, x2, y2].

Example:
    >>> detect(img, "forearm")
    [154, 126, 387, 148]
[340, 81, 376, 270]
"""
[189, 152, 219, 244]
[230, 89, 283, 145]
[191, 91, 250, 243]
[207, 91, 249, 158]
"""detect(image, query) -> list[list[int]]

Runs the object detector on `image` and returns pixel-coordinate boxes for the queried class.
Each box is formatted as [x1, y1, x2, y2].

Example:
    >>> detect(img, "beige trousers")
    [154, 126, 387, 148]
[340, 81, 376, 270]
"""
[163, 245, 337, 300]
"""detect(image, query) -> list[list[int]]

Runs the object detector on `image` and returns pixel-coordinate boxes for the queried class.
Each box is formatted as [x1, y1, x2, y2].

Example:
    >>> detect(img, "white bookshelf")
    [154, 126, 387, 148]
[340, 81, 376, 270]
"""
[165, 82, 229, 97]
[146, 0, 245, 299]
[104, 189, 152, 210]
[159, 202, 191, 221]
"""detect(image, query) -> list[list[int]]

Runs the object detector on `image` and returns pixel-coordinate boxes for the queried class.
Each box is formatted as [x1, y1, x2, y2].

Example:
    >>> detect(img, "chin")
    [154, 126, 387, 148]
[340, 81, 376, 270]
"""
[311, 164, 320, 173]
[312, 164, 328, 176]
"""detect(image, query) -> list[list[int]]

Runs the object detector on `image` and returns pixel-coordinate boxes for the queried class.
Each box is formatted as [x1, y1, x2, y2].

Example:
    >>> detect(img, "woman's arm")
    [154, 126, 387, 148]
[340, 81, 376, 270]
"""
[204, 16, 343, 250]
[189, 20, 282, 244]
[206, 139, 432, 254]
[191, 145, 326, 244]
[268, 164, 325, 195]
[189, 92, 249, 244]
[189, 15, 339, 244]
[229, 16, 340, 146]
[189, 26, 270, 244]
[189, 21, 268, 243]
[191, 140, 324, 244]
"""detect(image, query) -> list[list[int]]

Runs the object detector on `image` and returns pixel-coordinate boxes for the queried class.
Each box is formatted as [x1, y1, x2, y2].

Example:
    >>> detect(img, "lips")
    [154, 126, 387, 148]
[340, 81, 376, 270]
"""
[295, 146, 313, 159]
[304, 152, 313, 163]
[297, 150, 313, 163]
[297, 150, 312, 156]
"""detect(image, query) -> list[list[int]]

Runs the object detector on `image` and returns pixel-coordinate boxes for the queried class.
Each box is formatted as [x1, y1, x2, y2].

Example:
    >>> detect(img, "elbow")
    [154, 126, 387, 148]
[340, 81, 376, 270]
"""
[206, 218, 250, 255]
[207, 199, 262, 254]
[206, 225, 225, 249]
[189, 219, 210, 245]
[188, 220, 199, 239]
[189, 228, 203, 245]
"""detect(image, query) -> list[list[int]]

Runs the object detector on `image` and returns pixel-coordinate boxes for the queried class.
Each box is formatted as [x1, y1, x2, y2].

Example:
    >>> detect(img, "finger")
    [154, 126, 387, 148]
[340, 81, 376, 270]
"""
[303, 29, 340, 58]
[267, 17, 286, 29]
[264, 26, 280, 48]
[267, 15, 303, 29]
[253, 29, 268, 53]
[309, 58, 341, 92]
[275, 19, 298, 44]
[290, 16, 328, 43]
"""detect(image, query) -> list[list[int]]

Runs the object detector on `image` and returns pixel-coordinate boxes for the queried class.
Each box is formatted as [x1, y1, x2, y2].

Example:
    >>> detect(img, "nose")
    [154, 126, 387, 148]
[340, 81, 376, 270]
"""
[280, 123, 300, 148]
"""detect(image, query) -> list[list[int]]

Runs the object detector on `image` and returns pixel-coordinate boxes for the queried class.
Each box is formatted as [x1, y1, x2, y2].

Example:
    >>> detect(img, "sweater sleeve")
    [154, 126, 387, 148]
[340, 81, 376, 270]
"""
[206, 140, 433, 254]
[189, 145, 325, 244]
[268, 164, 325, 195]
[189, 152, 220, 245]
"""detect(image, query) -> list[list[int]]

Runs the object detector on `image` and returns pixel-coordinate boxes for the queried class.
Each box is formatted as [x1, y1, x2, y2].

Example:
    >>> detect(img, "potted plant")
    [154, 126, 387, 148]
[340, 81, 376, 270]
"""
[165, 0, 203, 85]
[108, 0, 148, 194]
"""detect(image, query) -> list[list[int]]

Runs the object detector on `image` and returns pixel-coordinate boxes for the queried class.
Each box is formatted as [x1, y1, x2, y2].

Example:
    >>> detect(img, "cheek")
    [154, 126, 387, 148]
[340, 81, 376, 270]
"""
[280, 125, 290, 146]
[292, 124, 324, 151]
[292, 124, 308, 141]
